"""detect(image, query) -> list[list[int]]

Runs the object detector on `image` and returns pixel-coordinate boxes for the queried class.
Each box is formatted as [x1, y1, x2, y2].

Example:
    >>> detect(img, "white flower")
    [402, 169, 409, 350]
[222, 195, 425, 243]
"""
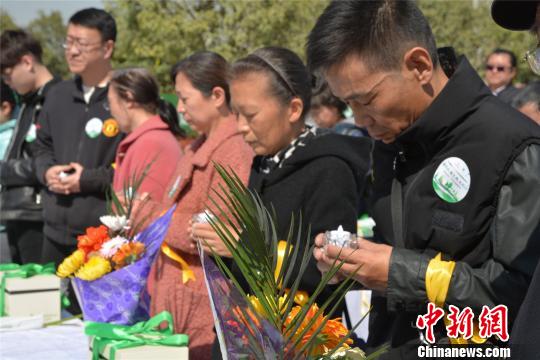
[99, 236, 129, 258]
[100, 215, 129, 232]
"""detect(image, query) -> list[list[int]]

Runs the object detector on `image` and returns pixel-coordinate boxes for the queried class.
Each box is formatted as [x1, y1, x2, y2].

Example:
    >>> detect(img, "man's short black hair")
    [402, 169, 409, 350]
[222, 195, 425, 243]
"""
[306, 0, 438, 75]
[489, 48, 518, 68]
[69, 8, 117, 42]
[0, 30, 43, 71]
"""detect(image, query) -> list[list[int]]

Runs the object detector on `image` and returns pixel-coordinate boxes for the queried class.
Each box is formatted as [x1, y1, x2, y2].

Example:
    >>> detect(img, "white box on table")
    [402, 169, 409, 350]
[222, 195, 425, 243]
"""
[88, 337, 189, 360]
[0, 272, 61, 323]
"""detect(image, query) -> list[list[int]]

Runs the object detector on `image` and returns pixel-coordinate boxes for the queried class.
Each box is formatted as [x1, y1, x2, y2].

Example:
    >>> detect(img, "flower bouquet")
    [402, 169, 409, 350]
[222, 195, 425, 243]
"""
[199, 165, 387, 359]
[56, 169, 175, 325]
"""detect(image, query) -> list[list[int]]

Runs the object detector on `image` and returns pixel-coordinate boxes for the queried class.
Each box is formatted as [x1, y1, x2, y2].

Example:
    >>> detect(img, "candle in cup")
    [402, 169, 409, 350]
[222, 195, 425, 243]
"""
[324, 225, 357, 248]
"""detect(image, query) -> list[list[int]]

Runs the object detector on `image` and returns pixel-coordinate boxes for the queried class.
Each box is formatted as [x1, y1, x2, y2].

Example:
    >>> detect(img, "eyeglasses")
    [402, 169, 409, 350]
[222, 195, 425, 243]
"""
[62, 37, 102, 52]
[485, 64, 510, 72]
[524, 46, 540, 75]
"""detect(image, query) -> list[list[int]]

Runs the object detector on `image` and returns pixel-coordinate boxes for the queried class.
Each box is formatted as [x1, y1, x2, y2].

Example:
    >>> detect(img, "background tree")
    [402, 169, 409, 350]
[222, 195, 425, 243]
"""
[0, 9, 17, 33]
[105, 0, 535, 89]
[0, 9, 68, 78]
[420, 0, 535, 84]
[105, 0, 328, 90]
[27, 10, 68, 78]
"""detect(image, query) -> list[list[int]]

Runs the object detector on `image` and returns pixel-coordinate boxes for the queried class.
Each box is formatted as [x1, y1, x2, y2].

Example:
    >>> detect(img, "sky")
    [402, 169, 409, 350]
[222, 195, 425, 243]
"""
[1, 0, 104, 26]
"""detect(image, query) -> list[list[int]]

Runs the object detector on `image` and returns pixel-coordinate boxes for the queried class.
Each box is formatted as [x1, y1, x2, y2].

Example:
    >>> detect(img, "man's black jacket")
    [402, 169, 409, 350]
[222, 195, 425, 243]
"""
[366, 58, 540, 358]
[34, 77, 123, 245]
[0, 77, 60, 221]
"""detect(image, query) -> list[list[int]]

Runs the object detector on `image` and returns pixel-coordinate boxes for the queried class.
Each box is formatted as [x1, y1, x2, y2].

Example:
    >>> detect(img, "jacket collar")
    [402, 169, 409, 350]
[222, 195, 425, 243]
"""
[251, 130, 372, 189]
[118, 115, 168, 152]
[72, 76, 109, 103]
[20, 76, 61, 105]
[190, 116, 240, 168]
[395, 57, 492, 158]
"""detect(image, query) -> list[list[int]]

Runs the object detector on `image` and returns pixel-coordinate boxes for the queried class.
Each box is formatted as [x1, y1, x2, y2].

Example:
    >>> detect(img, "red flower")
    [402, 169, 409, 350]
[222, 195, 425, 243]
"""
[77, 225, 110, 255]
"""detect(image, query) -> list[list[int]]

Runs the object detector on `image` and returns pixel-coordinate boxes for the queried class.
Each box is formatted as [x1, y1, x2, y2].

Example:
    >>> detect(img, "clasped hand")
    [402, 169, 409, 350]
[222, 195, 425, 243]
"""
[45, 162, 84, 195]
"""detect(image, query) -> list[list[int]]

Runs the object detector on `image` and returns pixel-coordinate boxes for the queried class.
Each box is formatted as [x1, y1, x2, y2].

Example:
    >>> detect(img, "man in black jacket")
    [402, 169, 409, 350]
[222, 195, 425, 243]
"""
[34, 8, 123, 265]
[308, 1, 540, 358]
[0, 30, 59, 264]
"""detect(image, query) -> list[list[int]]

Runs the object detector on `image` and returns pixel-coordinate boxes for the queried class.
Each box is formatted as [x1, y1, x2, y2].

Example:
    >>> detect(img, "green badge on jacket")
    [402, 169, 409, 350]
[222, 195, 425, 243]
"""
[432, 157, 471, 203]
[85, 117, 103, 139]
[25, 124, 37, 142]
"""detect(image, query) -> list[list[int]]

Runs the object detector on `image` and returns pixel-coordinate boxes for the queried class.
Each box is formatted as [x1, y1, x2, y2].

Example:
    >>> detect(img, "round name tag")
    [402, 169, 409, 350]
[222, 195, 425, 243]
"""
[85, 117, 103, 138]
[25, 124, 37, 142]
[432, 157, 471, 203]
[102, 118, 119, 137]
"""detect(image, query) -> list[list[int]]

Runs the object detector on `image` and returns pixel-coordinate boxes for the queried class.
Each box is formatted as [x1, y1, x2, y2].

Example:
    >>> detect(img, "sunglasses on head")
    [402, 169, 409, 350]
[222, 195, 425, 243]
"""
[485, 65, 509, 72]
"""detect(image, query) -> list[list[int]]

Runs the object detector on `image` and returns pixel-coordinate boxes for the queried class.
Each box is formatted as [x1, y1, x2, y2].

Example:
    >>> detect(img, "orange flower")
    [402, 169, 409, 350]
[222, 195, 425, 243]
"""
[77, 225, 110, 255]
[320, 317, 352, 350]
[283, 304, 352, 356]
[111, 241, 145, 269]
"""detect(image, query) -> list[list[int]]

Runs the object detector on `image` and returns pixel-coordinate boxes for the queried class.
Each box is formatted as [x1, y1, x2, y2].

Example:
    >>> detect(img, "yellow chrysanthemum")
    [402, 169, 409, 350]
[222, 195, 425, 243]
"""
[75, 256, 112, 281]
[56, 249, 85, 278]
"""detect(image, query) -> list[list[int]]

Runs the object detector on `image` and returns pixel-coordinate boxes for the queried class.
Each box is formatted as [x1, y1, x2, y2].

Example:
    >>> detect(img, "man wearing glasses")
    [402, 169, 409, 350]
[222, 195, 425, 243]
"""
[34, 8, 122, 280]
[491, 0, 540, 358]
[484, 48, 520, 103]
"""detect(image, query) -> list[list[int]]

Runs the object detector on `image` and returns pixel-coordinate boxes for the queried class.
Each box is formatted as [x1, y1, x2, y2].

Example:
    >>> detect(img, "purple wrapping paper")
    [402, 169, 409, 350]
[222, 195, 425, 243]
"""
[200, 249, 284, 359]
[72, 206, 175, 325]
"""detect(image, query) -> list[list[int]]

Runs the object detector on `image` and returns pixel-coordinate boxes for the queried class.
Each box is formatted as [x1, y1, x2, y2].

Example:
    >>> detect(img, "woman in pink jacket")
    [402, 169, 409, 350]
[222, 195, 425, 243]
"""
[108, 68, 184, 201]
[148, 52, 254, 359]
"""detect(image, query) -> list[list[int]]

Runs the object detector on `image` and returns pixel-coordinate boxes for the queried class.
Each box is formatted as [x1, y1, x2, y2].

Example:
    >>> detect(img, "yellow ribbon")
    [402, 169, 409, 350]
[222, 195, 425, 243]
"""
[161, 243, 195, 284]
[425, 253, 486, 345]
[426, 253, 455, 308]
[275, 241, 309, 306]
